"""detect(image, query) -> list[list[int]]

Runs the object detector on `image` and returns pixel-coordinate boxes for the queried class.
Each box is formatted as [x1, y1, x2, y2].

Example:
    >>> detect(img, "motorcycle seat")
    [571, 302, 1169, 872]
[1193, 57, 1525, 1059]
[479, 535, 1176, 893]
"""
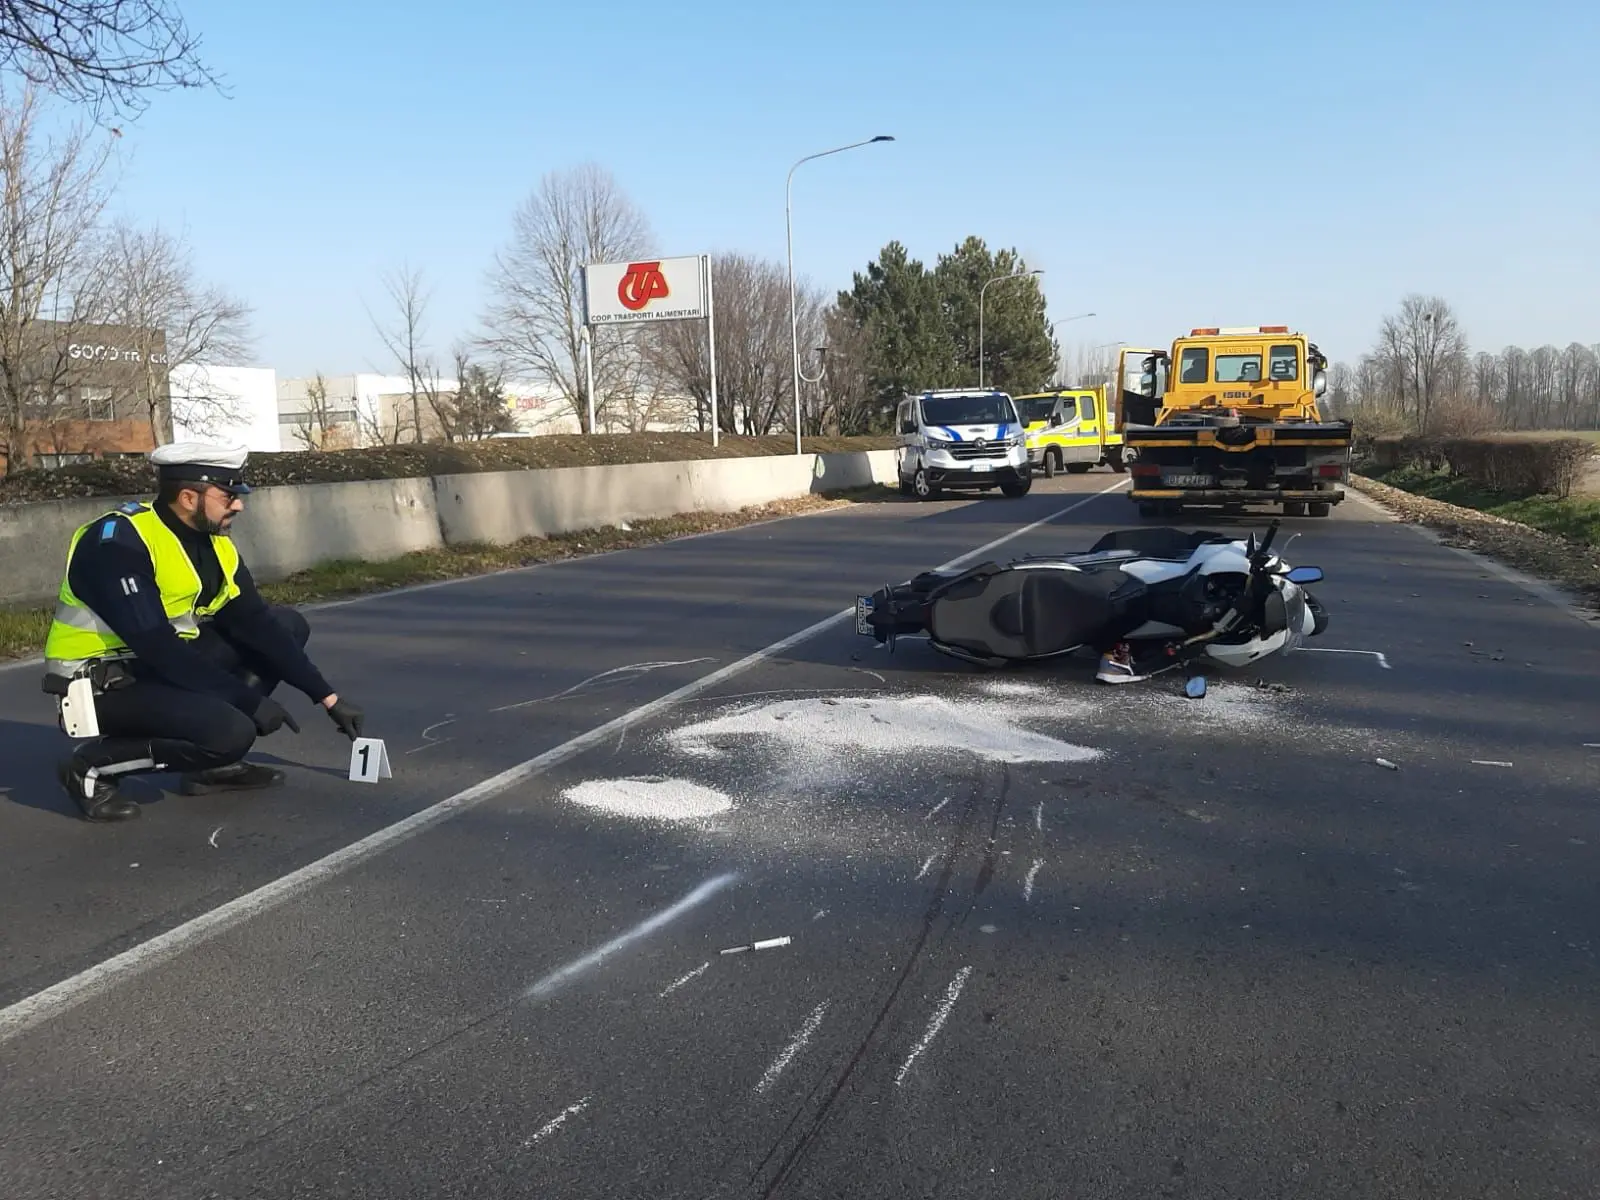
[929, 567, 1146, 660]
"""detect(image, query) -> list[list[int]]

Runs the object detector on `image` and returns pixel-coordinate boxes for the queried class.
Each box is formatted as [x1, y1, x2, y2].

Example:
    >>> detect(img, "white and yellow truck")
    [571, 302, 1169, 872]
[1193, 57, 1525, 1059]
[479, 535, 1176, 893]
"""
[1014, 386, 1127, 477]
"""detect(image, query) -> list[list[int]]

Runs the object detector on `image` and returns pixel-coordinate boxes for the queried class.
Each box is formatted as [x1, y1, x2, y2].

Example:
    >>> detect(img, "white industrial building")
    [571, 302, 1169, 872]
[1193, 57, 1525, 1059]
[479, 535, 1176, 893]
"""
[169, 363, 283, 451]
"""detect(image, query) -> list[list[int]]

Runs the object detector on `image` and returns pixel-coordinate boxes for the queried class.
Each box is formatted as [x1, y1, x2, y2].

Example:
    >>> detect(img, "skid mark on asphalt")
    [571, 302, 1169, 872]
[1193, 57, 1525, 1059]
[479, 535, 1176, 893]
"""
[755, 1001, 830, 1095]
[522, 1096, 591, 1149]
[492, 659, 716, 713]
[895, 966, 973, 1086]
[659, 962, 711, 998]
[1023, 858, 1044, 902]
[523, 872, 739, 1001]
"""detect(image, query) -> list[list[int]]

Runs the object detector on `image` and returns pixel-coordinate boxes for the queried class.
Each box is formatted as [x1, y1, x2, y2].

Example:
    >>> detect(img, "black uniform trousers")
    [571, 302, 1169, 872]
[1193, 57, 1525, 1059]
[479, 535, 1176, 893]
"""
[74, 606, 311, 778]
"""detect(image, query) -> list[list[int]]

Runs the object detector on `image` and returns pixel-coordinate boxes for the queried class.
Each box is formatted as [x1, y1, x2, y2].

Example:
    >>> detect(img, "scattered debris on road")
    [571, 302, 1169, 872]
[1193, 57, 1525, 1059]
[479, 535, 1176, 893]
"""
[720, 936, 792, 955]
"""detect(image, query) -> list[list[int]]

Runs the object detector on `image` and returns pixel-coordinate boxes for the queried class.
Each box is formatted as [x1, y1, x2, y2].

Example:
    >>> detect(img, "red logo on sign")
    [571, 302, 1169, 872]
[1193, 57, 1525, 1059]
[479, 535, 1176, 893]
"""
[617, 261, 670, 311]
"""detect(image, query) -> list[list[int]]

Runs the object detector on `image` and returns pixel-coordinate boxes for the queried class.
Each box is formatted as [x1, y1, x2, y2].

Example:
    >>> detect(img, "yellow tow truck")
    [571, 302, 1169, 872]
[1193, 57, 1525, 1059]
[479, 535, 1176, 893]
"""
[1014, 386, 1127, 477]
[1114, 327, 1354, 518]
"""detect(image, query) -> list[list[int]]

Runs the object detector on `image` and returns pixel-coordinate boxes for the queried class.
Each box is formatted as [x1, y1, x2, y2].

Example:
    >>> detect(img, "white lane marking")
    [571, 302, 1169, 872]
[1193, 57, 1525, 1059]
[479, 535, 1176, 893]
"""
[1023, 858, 1044, 902]
[896, 966, 973, 1086]
[1035, 802, 1043, 832]
[925, 797, 952, 820]
[522, 1096, 591, 1148]
[0, 482, 1125, 1045]
[1471, 760, 1513, 767]
[492, 659, 715, 713]
[659, 961, 711, 998]
[755, 1000, 830, 1095]
[915, 854, 937, 880]
[1297, 646, 1392, 669]
[523, 873, 739, 1001]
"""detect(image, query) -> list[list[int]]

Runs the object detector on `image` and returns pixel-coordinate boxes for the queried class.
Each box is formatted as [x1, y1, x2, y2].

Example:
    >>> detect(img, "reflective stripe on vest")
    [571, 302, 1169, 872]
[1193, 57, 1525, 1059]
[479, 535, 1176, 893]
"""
[42, 503, 242, 672]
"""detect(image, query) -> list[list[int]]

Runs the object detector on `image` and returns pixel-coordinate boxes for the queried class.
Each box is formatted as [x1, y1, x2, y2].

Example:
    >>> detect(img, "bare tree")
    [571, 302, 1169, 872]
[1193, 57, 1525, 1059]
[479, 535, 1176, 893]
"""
[98, 219, 253, 440]
[0, 85, 117, 475]
[478, 163, 654, 433]
[816, 303, 875, 435]
[644, 251, 811, 436]
[367, 261, 444, 443]
[1376, 294, 1470, 432]
[0, 0, 223, 120]
[291, 372, 336, 451]
[446, 349, 517, 441]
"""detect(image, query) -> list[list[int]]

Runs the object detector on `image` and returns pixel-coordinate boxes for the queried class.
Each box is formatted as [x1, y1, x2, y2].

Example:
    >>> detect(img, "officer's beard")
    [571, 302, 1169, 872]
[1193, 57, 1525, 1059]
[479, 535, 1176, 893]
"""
[194, 509, 234, 536]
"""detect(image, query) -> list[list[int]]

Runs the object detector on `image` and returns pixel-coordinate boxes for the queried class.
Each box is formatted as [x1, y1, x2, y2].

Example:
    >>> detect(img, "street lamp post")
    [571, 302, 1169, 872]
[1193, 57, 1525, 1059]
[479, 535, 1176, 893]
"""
[786, 135, 894, 455]
[978, 269, 1043, 388]
[797, 346, 827, 438]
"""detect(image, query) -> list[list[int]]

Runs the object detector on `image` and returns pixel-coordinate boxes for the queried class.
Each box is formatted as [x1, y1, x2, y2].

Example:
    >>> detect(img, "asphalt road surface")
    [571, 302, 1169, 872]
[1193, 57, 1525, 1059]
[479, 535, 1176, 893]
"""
[1, 474, 1596, 1199]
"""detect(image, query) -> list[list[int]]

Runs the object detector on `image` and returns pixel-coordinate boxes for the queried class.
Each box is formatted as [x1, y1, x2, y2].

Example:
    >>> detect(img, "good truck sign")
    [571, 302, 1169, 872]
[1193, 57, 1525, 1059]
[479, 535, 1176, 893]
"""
[583, 255, 709, 324]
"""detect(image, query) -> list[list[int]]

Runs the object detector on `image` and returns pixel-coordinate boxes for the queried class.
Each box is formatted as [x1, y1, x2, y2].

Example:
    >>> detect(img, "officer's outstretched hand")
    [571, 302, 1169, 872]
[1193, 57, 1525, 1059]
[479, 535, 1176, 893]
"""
[253, 695, 300, 736]
[324, 696, 364, 741]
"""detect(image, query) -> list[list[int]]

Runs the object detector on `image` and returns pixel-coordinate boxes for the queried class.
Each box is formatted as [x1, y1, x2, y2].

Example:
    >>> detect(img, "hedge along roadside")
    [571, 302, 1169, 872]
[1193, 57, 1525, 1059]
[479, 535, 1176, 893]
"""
[1365, 433, 1596, 499]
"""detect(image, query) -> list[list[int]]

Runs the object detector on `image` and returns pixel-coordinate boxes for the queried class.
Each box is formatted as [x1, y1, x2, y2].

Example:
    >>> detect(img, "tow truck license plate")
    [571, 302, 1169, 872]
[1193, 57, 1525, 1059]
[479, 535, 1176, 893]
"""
[855, 595, 875, 636]
[1165, 474, 1213, 487]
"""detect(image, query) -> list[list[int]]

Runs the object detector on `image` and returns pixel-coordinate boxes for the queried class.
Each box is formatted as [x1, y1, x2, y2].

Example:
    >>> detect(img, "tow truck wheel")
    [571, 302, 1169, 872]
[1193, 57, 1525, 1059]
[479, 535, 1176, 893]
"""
[1107, 448, 1127, 473]
[1042, 449, 1060, 478]
[1283, 501, 1307, 517]
[1065, 461, 1092, 474]
[1308, 501, 1331, 518]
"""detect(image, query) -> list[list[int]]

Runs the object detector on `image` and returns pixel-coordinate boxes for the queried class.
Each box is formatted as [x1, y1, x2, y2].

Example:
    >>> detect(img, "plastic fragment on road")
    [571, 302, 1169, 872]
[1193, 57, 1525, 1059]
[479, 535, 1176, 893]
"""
[1374, 758, 1398, 770]
[720, 936, 792, 956]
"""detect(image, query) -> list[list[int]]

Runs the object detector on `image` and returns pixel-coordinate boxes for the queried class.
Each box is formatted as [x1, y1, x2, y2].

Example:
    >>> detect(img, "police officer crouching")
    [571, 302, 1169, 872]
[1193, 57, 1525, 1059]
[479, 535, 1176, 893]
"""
[41, 442, 364, 822]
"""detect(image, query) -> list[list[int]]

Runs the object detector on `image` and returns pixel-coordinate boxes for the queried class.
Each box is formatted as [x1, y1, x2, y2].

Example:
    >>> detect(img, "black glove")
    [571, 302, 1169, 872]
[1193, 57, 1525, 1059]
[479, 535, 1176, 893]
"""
[325, 697, 364, 741]
[252, 695, 300, 736]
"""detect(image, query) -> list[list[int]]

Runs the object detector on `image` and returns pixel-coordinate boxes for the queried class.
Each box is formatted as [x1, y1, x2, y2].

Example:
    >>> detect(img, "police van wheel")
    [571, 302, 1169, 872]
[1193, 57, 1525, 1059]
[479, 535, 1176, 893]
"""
[912, 466, 940, 501]
[1001, 476, 1032, 498]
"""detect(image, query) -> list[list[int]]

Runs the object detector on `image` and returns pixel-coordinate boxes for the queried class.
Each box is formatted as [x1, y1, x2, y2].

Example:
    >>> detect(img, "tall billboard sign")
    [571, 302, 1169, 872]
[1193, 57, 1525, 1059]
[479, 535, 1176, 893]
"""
[580, 253, 719, 441]
[583, 256, 709, 324]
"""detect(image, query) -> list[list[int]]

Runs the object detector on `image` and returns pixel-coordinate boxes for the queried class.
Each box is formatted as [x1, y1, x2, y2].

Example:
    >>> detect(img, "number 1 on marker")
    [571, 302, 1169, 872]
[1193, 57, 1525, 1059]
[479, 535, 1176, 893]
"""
[349, 736, 391, 783]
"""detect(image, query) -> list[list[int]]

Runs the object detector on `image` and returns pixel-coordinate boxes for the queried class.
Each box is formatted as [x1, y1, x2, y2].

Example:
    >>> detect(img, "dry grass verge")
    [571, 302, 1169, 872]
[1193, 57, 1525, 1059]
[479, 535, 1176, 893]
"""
[0, 486, 898, 661]
[1351, 474, 1600, 613]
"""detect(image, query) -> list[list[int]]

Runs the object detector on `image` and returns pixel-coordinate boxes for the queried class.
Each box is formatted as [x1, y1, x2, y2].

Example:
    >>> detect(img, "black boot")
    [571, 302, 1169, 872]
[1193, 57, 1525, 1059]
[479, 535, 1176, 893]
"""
[179, 761, 286, 795]
[57, 756, 141, 822]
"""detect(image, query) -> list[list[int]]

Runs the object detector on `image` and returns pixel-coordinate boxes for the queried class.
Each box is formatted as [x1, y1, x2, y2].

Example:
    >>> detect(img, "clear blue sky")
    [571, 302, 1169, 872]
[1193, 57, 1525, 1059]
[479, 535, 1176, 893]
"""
[84, 0, 1600, 379]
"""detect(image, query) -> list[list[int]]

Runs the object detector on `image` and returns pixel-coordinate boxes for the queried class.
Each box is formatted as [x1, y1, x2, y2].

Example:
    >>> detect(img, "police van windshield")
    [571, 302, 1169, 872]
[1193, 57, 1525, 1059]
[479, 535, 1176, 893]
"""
[1017, 398, 1056, 425]
[919, 394, 1015, 426]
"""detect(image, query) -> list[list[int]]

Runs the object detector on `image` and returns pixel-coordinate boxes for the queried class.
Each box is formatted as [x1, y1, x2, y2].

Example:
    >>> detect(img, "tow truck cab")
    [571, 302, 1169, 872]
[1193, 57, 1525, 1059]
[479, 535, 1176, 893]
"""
[1117, 328, 1354, 518]
[1015, 386, 1127, 477]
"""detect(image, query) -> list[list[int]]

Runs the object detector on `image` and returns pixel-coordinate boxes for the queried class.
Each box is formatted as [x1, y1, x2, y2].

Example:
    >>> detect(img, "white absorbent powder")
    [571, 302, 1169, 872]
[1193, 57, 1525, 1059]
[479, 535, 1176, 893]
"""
[563, 776, 734, 822]
[665, 694, 1102, 764]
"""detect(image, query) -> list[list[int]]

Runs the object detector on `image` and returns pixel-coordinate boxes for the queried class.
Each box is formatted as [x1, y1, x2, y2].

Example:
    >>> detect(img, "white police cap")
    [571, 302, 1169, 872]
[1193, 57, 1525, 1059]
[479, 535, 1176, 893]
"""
[149, 441, 253, 494]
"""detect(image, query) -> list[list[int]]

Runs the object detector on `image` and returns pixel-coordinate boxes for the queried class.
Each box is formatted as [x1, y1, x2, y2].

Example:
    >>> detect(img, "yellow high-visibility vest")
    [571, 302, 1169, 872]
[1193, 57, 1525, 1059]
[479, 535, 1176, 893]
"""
[43, 502, 242, 675]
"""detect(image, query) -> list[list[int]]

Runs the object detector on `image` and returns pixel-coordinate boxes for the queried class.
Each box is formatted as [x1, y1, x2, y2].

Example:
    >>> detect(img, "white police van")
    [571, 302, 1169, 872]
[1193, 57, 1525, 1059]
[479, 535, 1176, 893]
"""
[894, 387, 1033, 500]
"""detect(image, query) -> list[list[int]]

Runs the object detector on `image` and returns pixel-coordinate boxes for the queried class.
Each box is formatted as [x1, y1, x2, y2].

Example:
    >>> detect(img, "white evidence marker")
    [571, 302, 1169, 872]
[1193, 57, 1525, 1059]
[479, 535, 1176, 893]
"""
[349, 737, 392, 783]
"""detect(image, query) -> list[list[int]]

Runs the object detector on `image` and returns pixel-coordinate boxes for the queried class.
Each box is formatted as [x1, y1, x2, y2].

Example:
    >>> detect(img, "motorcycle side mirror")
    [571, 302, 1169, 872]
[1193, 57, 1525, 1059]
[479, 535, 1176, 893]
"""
[1284, 565, 1323, 584]
[1184, 675, 1208, 699]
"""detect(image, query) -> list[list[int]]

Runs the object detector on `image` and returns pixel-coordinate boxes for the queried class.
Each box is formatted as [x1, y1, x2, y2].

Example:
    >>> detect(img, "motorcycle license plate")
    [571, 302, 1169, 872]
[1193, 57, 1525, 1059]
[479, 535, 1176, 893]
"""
[854, 595, 876, 637]
[1165, 474, 1214, 487]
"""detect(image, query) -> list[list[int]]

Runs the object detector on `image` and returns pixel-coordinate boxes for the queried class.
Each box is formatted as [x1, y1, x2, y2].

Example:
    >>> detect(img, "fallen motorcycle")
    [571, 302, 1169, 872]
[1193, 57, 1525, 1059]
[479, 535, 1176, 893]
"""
[853, 520, 1328, 691]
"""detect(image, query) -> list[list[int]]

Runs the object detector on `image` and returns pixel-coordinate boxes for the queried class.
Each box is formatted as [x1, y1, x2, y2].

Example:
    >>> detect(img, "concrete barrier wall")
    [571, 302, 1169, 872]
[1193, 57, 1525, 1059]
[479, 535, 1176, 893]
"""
[0, 449, 898, 606]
